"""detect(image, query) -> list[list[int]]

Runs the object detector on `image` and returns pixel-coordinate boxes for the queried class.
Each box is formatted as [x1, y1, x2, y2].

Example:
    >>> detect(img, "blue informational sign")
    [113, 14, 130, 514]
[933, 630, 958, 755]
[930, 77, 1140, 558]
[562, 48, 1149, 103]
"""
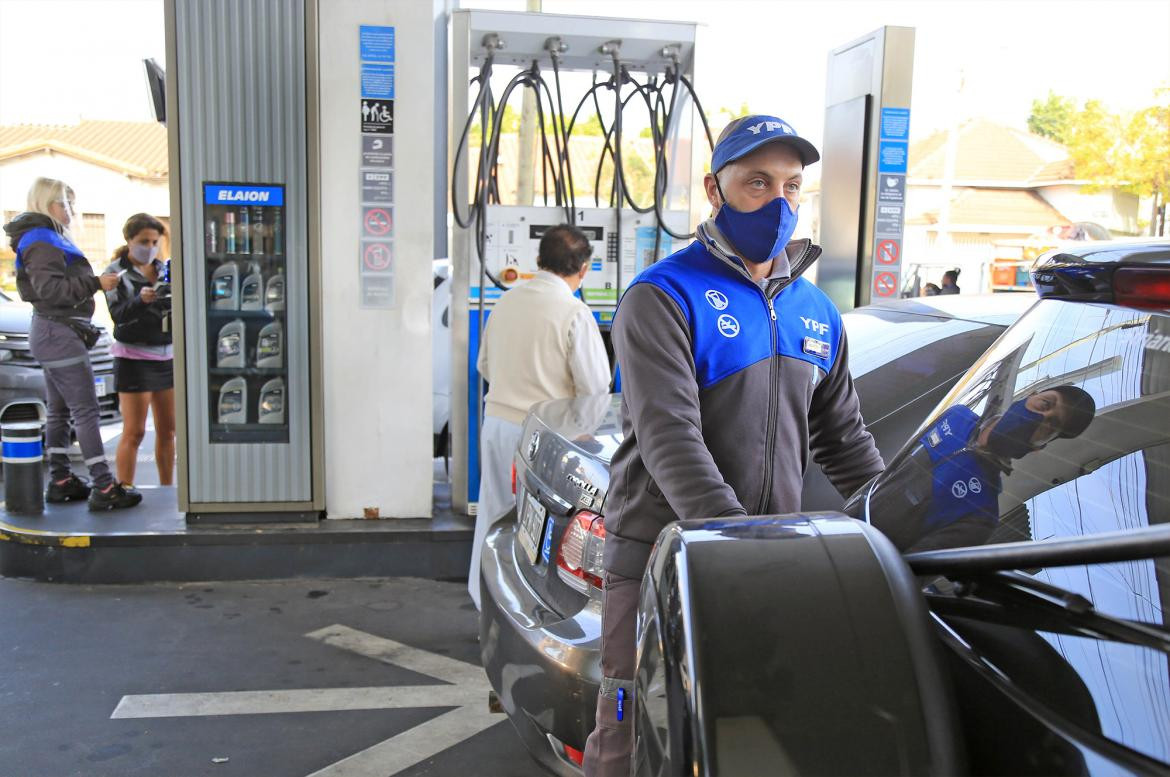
[878, 141, 909, 174]
[203, 184, 284, 206]
[359, 25, 395, 62]
[880, 107, 911, 140]
[361, 63, 395, 99]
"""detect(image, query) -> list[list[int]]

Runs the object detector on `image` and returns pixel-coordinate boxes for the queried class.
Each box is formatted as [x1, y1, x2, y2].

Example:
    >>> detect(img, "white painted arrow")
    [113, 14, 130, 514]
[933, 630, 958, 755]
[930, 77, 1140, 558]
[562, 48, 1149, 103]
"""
[111, 624, 500, 777]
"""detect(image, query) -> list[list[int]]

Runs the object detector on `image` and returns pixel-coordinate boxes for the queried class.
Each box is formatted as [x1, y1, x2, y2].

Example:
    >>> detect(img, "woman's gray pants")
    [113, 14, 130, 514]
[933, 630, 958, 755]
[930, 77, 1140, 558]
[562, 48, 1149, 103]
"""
[29, 316, 113, 488]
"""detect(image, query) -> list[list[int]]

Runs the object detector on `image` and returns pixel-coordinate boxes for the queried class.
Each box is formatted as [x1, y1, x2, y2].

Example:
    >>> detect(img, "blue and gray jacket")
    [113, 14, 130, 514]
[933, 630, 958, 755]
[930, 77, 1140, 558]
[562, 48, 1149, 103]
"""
[3, 212, 100, 318]
[604, 221, 884, 579]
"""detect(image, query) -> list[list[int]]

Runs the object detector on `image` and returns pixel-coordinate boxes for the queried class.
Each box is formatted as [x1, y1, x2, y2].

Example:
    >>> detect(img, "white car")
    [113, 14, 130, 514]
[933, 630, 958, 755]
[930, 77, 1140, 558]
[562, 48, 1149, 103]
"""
[433, 259, 451, 458]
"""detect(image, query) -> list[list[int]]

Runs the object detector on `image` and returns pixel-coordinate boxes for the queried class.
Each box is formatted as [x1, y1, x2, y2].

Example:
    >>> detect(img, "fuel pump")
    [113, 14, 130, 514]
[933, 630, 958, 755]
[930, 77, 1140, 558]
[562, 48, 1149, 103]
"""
[449, 9, 711, 514]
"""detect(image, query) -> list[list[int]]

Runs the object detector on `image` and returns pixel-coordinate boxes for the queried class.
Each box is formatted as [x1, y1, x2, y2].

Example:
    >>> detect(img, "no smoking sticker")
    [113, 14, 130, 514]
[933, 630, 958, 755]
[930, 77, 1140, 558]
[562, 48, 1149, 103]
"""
[873, 271, 898, 298]
[364, 207, 393, 237]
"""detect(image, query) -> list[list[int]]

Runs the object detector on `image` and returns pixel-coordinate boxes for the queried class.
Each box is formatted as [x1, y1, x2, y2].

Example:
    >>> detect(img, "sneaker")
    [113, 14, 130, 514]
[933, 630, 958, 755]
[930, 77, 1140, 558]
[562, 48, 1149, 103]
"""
[46, 475, 91, 503]
[87, 482, 143, 512]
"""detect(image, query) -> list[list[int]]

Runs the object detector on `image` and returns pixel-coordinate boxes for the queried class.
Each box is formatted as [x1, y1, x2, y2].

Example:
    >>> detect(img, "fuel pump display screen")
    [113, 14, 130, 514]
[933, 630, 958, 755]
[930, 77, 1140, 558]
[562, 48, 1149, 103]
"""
[202, 182, 290, 444]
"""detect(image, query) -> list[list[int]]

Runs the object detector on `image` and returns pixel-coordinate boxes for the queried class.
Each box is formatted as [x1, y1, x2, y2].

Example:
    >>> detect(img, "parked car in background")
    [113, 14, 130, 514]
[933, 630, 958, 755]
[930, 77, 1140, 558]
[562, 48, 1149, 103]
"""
[990, 221, 1112, 292]
[478, 292, 1035, 774]
[635, 239, 1170, 775]
[0, 291, 118, 423]
[433, 259, 451, 458]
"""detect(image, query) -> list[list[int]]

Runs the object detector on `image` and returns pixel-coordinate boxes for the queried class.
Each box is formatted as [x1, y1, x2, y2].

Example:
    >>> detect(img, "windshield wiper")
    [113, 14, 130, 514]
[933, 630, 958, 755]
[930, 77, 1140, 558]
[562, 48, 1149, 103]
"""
[925, 569, 1170, 653]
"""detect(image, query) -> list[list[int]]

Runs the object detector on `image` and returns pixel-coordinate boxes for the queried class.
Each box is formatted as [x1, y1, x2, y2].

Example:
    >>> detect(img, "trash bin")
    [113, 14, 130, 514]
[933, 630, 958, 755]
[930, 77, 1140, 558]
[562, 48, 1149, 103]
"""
[3, 420, 45, 514]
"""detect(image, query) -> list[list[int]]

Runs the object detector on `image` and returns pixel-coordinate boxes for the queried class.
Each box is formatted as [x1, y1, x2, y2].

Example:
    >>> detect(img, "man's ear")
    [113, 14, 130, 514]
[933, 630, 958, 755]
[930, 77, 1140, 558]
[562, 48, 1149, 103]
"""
[703, 172, 722, 212]
[578, 262, 590, 280]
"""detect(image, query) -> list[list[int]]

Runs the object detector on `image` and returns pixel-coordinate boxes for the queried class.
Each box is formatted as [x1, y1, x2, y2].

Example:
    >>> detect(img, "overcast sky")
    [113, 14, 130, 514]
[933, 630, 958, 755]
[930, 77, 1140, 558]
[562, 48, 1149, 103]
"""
[1, 0, 1167, 152]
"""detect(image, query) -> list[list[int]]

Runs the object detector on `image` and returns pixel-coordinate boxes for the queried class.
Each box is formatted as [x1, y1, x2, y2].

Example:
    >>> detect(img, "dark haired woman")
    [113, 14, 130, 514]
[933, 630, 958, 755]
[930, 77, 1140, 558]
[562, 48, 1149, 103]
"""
[104, 213, 175, 488]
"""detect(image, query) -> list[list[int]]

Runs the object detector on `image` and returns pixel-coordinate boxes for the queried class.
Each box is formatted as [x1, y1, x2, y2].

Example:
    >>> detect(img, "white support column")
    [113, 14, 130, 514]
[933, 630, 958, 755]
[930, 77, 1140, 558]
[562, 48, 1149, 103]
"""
[317, 0, 436, 518]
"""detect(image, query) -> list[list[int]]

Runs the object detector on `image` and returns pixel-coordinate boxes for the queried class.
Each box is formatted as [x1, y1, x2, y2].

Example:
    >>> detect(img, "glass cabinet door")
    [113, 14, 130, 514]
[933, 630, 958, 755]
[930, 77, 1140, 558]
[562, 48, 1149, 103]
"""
[202, 183, 288, 444]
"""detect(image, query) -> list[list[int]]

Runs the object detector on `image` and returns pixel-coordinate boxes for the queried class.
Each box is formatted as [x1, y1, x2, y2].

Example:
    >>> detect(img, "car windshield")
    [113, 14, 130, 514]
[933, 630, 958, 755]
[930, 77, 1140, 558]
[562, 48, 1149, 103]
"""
[854, 296, 1170, 760]
[842, 308, 1008, 424]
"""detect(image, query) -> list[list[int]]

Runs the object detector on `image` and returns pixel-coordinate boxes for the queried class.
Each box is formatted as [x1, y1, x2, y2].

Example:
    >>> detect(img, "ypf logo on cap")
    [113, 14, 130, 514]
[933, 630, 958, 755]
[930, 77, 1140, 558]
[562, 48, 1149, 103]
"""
[712, 114, 820, 171]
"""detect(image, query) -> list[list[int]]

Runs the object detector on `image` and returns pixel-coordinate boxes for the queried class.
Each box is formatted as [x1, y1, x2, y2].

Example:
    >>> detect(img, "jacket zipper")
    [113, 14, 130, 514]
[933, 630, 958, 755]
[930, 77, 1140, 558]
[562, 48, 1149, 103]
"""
[699, 228, 818, 514]
[753, 242, 816, 514]
[757, 285, 780, 514]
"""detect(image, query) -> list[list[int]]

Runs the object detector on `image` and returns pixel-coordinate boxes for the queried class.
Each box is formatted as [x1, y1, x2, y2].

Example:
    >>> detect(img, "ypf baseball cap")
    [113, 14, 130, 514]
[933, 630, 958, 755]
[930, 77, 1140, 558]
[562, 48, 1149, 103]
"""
[711, 115, 820, 172]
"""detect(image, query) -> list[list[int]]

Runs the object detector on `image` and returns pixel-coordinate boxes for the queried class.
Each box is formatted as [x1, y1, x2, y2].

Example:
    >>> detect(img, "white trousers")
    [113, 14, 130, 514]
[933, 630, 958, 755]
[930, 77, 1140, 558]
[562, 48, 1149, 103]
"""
[468, 414, 523, 609]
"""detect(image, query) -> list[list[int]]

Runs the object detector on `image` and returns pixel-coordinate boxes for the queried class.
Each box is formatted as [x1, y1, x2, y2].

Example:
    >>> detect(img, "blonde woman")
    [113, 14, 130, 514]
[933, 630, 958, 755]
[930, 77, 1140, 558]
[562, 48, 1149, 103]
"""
[1, 178, 142, 510]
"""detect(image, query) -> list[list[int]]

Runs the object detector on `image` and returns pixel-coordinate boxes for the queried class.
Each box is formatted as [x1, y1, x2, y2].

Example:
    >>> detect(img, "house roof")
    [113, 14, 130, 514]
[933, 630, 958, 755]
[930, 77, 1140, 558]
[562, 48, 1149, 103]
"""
[0, 120, 168, 180]
[908, 118, 1074, 185]
[909, 188, 1069, 230]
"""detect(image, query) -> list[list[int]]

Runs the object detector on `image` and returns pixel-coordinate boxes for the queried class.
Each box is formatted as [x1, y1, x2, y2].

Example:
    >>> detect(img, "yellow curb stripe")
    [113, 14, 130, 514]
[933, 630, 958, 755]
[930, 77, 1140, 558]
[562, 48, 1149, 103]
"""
[0, 523, 92, 548]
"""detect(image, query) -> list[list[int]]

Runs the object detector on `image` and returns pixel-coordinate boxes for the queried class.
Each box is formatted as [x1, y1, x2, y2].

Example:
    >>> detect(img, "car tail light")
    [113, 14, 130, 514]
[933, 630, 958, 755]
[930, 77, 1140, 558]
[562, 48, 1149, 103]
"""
[557, 510, 605, 593]
[546, 733, 586, 768]
[563, 744, 585, 766]
[1115, 267, 1170, 310]
[511, 462, 516, 495]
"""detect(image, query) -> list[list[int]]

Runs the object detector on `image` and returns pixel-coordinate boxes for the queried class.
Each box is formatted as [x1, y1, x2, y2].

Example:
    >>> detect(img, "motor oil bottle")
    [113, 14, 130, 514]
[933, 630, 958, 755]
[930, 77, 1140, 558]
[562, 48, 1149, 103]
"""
[238, 207, 251, 254]
[217, 377, 248, 424]
[210, 261, 239, 310]
[216, 319, 246, 369]
[251, 206, 265, 255]
[240, 263, 263, 310]
[256, 320, 283, 369]
[265, 270, 285, 312]
[205, 218, 218, 255]
[271, 210, 283, 254]
[257, 377, 285, 424]
[224, 211, 237, 254]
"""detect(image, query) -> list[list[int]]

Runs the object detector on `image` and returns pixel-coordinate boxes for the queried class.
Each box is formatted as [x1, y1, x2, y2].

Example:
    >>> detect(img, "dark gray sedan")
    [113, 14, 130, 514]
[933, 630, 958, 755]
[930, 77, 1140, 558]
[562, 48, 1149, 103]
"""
[0, 292, 118, 423]
[479, 292, 1034, 774]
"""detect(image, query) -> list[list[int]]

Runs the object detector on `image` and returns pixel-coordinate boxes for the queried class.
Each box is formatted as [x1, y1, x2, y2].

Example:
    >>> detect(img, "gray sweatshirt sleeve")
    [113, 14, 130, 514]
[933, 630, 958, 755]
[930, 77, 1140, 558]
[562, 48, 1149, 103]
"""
[809, 329, 885, 497]
[23, 242, 100, 307]
[612, 283, 746, 520]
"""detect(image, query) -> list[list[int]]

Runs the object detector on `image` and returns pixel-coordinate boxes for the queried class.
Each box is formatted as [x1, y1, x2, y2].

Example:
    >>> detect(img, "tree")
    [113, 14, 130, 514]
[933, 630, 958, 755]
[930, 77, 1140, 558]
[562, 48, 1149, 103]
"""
[1064, 99, 1122, 186]
[1117, 89, 1170, 235]
[1027, 91, 1076, 143]
[1037, 89, 1169, 236]
[571, 112, 605, 137]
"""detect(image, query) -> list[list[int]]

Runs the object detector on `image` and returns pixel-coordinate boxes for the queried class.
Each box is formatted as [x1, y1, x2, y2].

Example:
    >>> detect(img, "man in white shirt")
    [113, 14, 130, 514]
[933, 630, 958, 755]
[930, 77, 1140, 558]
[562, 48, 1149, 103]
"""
[470, 224, 611, 608]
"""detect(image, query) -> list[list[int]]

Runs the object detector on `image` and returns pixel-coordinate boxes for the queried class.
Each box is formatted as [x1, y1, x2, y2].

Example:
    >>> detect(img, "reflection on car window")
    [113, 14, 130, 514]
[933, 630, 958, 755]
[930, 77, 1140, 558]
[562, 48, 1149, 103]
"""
[861, 298, 1170, 762]
[843, 310, 1005, 422]
[864, 298, 1170, 605]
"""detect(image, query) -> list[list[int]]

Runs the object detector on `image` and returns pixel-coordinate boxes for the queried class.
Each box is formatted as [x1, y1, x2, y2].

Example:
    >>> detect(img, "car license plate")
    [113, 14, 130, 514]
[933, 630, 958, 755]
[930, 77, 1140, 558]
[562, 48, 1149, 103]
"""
[518, 491, 547, 566]
[94, 377, 107, 397]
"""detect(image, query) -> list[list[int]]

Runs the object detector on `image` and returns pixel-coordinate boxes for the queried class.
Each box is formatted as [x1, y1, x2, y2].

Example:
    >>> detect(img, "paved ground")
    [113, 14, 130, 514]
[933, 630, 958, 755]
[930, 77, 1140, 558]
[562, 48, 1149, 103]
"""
[1, 422, 548, 776]
[0, 575, 548, 777]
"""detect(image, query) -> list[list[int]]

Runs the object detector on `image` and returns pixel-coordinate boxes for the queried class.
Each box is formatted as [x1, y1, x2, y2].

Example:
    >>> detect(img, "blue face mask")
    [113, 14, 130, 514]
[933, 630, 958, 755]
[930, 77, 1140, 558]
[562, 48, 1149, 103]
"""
[713, 179, 799, 264]
[986, 399, 1044, 460]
